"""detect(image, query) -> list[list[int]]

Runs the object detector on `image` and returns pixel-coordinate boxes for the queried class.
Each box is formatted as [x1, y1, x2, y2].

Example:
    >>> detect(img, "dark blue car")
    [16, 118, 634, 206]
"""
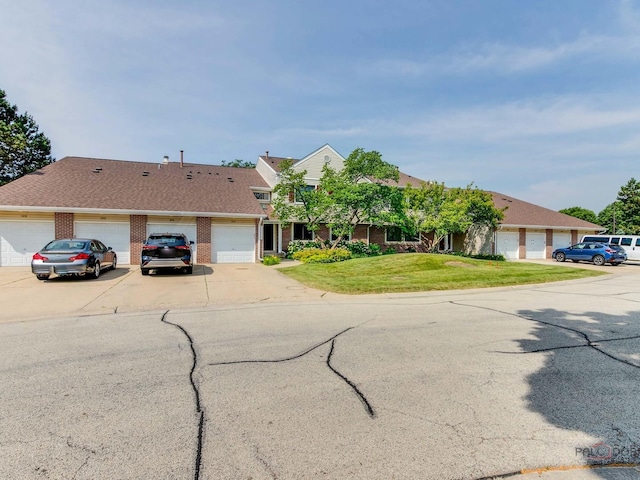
[552, 242, 627, 266]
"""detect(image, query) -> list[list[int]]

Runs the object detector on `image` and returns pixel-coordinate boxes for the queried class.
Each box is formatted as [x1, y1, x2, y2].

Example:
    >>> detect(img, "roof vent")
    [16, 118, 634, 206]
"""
[162, 156, 169, 164]
[142, 171, 150, 176]
[227, 177, 234, 182]
[92, 169, 101, 174]
[186, 174, 193, 179]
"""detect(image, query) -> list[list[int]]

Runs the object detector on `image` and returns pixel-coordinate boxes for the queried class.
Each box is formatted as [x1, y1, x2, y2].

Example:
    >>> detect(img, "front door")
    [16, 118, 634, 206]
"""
[263, 224, 274, 252]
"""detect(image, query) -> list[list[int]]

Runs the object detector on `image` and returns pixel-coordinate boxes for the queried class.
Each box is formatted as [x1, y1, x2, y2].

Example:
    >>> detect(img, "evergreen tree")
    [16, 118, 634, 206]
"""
[0, 89, 54, 185]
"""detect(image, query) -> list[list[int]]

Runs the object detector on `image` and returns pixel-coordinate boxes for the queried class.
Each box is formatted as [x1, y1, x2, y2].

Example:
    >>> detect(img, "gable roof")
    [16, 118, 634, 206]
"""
[0, 157, 269, 217]
[492, 192, 603, 230]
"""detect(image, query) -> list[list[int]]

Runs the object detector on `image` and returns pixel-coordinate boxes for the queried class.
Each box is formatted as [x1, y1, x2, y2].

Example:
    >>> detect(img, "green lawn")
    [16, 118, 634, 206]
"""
[277, 253, 607, 294]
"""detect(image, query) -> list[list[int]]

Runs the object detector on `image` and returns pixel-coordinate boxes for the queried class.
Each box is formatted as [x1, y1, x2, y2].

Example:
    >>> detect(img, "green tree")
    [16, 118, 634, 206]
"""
[0, 89, 54, 185]
[617, 178, 640, 234]
[221, 159, 254, 168]
[558, 206, 597, 224]
[271, 148, 405, 248]
[597, 201, 624, 234]
[404, 182, 504, 251]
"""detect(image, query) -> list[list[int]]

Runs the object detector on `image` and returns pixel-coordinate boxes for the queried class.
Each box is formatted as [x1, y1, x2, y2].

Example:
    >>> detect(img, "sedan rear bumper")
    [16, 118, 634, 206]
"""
[32, 264, 90, 276]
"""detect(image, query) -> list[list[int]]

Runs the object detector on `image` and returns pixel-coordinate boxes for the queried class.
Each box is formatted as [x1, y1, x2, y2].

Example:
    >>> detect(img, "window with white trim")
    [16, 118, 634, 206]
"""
[253, 191, 271, 201]
[385, 226, 419, 243]
[293, 223, 314, 241]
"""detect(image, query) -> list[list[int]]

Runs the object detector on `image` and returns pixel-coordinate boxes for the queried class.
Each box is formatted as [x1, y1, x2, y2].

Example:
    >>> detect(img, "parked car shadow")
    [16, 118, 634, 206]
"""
[40, 266, 129, 282]
[140, 265, 214, 277]
[514, 306, 640, 474]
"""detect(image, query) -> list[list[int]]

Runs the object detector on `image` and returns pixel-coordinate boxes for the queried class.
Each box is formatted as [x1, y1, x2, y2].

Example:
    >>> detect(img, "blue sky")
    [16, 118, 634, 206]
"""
[2, 0, 640, 214]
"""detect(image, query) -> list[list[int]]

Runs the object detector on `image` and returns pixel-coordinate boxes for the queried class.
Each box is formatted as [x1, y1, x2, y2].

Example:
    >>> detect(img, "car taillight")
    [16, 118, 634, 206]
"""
[33, 252, 48, 261]
[143, 245, 157, 250]
[69, 252, 90, 261]
[605, 248, 614, 253]
[175, 245, 190, 250]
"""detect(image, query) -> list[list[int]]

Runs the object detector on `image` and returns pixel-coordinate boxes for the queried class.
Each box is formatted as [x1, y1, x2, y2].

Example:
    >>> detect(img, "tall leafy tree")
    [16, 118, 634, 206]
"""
[597, 201, 624, 234]
[617, 178, 640, 234]
[221, 159, 254, 168]
[404, 182, 504, 251]
[558, 206, 597, 224]
[0, 89, 54, 185]
[271, 148, 405, 248]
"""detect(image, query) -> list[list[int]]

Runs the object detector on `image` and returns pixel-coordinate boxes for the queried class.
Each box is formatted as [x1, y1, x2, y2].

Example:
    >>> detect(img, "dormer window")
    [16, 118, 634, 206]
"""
[253, 191, 271, 201]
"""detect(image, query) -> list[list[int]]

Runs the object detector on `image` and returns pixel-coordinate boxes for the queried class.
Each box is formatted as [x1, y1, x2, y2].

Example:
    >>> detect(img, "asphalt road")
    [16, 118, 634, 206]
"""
[1, 265, 640, 479]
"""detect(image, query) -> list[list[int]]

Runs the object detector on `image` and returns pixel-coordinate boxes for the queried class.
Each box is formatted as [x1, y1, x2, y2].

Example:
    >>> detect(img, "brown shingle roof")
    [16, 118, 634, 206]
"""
[0, 157, 269, 216]
[258, 155, 299, 171]
[492, 192, 603, 229]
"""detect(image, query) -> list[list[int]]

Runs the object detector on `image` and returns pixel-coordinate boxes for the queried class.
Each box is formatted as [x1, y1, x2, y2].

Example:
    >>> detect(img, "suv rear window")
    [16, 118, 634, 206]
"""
[146, 235, 187, 247]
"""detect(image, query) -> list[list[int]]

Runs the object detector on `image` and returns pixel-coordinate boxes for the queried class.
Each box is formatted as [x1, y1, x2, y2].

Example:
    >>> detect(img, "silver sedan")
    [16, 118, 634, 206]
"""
[31, 238, 117, 280]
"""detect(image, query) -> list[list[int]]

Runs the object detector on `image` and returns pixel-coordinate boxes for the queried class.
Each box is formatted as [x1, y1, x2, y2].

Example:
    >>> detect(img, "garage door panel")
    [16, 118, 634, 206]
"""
[0, 221, 55, 267]
[75, 222, 131, 264]
[212, 225, 255, 263]
[496, 232, 519, 260]
[553, 233, 571, 251]
[526, 233, 546, 259]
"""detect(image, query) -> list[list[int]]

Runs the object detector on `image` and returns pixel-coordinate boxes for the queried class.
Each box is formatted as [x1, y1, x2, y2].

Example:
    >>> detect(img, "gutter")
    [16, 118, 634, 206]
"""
[0, 205, 268, 219]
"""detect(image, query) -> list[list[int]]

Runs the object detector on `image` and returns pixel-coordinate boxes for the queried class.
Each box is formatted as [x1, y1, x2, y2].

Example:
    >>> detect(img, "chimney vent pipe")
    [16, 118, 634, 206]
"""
[180, 150, 184, 168]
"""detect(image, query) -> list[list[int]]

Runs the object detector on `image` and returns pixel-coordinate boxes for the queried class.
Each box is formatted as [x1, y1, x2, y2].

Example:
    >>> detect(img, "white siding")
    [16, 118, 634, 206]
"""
[294, 145, 345, 179]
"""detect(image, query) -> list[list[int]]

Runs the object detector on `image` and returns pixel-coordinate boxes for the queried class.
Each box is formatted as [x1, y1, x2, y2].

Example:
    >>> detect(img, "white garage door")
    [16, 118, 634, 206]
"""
[147, 223, 197, 263]
[212, 225, 255, 263]
[0, 220, 55, 267]
[553, 233, 571, 251]
[526, 233, 546, 259]
[496, 231, 520, 259]
[75, 222, 131, 264]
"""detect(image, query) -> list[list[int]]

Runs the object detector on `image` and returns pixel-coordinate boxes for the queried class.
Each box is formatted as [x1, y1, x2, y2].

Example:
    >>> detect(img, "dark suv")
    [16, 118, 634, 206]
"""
[141, 233, 194, 275]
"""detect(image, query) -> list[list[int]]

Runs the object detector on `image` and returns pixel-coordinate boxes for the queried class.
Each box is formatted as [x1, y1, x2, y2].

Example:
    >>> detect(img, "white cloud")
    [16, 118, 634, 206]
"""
[366, 31, 640, 78]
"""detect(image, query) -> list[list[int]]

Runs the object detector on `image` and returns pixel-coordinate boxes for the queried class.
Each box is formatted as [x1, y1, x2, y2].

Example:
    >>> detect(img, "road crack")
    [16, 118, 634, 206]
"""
[450, 302, 640, 370]
[210, 326, 376, 418]
[161, 310, 205, 480]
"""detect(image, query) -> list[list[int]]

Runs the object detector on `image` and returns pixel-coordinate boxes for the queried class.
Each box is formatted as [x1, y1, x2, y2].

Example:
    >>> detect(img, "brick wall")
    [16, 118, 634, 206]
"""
[546, 229, 553, 259]
[519, 228, 526, 259]
[54, 213, 74, 239]
[130, 215, 147, 264]
[196, 217, 211, 264]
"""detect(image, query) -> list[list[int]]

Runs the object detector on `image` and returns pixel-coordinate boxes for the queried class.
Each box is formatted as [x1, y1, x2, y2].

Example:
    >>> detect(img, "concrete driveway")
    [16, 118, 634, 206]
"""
[0, 261, 325, 322]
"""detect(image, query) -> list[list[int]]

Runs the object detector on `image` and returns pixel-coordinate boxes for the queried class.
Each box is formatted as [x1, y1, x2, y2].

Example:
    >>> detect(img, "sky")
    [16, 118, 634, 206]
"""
[2, 0, 640, 214]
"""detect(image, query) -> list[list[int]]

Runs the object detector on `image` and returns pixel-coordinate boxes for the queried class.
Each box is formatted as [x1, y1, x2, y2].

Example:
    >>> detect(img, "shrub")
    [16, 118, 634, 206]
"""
[383, 247, 397, 255]
[447, 251, 505, 261]
[262, 255, 281, 266]
[292, 248, 352, 264]
[286, 240, 323, 258]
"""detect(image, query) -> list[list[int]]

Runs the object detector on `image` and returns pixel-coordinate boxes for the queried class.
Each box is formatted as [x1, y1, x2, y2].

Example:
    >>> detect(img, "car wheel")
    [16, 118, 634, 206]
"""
[36, 274, 50, 281]
[92, 262, 101, 279]
[111, 256, 117, 271]
[141, 268, 150, 276]
[555, 252, 566, 262]
[592, 255, 605, 266]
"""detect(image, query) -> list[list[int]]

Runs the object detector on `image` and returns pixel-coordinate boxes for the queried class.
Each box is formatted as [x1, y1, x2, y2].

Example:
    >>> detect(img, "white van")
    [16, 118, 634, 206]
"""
[581, 234, 640, 261]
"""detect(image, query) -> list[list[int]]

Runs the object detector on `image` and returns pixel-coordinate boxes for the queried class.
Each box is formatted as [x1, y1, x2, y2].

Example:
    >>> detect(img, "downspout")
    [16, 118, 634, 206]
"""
[258, 217, 264, 261]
